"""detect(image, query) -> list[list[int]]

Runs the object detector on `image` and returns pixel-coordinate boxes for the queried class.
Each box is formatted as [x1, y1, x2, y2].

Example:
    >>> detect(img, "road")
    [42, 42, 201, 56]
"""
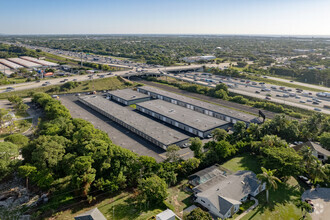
[136, 79, 276, 119]
[169, 73, 330, 115]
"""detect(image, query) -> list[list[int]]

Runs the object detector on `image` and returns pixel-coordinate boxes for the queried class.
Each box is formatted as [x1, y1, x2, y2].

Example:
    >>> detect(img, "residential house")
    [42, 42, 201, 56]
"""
[74, 208, 107, 220]
[293, 141, 330, 162]
[190, 167, 265, 219]
[156, 209, 179, 220]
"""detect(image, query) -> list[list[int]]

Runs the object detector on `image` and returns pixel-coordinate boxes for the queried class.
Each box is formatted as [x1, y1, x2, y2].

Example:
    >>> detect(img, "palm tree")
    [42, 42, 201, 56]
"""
[309, 160, 326, 183]
[257, 167, 281, 203]
[300, 146, 316, 171]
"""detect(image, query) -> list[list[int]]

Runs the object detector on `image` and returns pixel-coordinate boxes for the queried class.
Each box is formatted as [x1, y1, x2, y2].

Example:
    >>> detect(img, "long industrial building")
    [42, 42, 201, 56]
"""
[136, 100, 230, 138]
[0, 59, 23, 69]
[79, 95, 190, 150]
[7, 58, 41, 68]
[137, 86, 260, 125]
[108, 88, 150, 105]
[0, 63, 13, 76]
[20, 56, 59, 67]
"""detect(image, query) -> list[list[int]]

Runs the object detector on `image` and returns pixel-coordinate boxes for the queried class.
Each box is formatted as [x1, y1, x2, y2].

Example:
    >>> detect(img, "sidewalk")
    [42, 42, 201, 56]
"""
[235, 197, 258, 220]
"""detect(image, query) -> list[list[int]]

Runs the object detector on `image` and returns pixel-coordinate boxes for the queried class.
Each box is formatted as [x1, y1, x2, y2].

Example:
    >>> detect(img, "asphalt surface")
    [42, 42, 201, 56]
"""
[135, 79, 275, 120]
[302, 188, 330, 220]
[60, 95, 165, 162]
[168, 73, 330, 114]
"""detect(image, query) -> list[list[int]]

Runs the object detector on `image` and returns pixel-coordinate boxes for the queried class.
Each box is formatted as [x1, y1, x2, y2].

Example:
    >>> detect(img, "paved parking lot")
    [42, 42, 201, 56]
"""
[302, 188, 330, 220]
[60, 95, 165, 162]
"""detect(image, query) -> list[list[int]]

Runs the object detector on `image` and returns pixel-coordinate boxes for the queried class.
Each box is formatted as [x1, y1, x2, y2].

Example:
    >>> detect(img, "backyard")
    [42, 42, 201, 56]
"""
[222, 154, 311, 220]
[47, 180, 192, 220]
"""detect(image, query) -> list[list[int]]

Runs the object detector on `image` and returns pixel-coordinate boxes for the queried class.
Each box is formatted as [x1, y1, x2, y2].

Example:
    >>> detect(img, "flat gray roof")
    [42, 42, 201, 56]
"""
[79, 96, 189, 146]
[108, 88, 150, 101]
[138, 86, 257, 123]
[137, 99, 229, 132]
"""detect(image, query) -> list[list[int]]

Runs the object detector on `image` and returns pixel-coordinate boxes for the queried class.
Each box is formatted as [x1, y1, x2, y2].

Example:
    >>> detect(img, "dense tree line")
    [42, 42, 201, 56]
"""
[4, 35, 329, 67]
[0, 44, 38, 59]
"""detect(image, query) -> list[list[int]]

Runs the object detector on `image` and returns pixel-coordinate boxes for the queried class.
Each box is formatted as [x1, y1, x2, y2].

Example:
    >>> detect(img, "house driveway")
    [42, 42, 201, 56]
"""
[302, 188, 330, 220]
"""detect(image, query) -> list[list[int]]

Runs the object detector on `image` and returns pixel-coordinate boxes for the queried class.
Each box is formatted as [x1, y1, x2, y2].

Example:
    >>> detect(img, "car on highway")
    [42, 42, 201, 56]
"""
[252, 82, 257, 85]
[276, 94, 282, 97]
[290, 80, 294, 82]
[283, 94, 289, 98]
[295, 96, 301, 99]
[307, 99, 312, 102]
[265, 96, 271, 100]
[314, 108, 322, 111]
[299, 100, 306, 103]
[255, 91, 260, 94]
[312, 102, 319, 105]
[6, 87, 14, 90]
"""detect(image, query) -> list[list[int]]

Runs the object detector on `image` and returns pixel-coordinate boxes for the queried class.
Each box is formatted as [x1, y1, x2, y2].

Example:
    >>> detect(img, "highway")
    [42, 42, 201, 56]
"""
[167, 73, 330, 115]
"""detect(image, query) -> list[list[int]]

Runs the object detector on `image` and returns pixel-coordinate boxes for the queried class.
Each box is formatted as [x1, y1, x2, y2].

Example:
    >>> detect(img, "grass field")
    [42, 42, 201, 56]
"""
[241, 183, 311, 220]
[0, 77, 135, 99]
[221, 154, 261, 174]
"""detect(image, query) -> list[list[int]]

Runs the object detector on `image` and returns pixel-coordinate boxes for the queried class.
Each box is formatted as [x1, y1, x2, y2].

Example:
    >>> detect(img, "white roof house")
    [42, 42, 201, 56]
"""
[74, 208, 106, 220]
[156, 209, 178, 220]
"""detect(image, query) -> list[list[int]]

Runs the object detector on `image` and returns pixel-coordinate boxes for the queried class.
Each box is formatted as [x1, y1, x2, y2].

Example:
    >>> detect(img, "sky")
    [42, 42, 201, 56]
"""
[1, 0, 330, 36]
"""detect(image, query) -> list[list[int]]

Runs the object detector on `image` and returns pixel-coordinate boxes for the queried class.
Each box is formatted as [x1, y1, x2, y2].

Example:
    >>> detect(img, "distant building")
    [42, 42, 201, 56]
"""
[182, 56, 216, 63]
[293, 141, 330, 162]
[74, 208, 106, 220]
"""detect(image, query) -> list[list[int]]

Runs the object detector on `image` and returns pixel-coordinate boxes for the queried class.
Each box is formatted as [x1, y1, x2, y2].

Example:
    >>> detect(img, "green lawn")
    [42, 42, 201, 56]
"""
[241, 183, 311, 220]
[221, 154, 261, 174]
[221, 155, 311, 220]
[48, 181, 192, 220]
[165, 180, 193, 218]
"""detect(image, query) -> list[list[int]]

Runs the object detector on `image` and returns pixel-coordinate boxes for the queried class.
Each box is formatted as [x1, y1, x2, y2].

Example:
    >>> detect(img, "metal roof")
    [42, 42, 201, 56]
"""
[7, 58, 41, 68]
[137, 99, 229, 132]
[20, 56, 59, 66]
[79, 96, 189, 146]
[0, 59, 23, 69]
[108, 88, 150, 101]
[138, 86, 258, 123]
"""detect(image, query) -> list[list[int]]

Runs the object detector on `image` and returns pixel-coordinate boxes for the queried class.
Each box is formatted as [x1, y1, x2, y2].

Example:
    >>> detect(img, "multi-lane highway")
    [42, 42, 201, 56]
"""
[167, 72, 330, 114]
